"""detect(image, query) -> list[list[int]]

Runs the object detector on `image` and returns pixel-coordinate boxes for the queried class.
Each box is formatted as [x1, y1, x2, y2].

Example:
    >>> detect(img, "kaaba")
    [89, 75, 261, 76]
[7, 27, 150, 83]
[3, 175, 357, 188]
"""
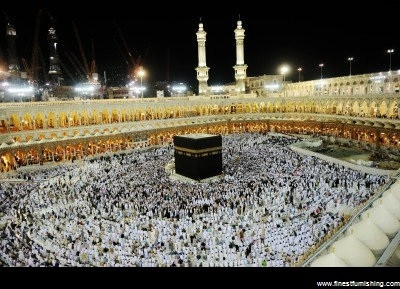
[173, 133, 222, 180]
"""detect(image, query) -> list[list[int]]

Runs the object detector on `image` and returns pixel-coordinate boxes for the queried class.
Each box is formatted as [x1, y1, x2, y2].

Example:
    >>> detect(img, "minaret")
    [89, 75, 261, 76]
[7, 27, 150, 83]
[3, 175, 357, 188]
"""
[195, 21, 210, 95]
[47, 22, 63, 85]
[6, 22, 20, 75]
[233, 19, 248, 93]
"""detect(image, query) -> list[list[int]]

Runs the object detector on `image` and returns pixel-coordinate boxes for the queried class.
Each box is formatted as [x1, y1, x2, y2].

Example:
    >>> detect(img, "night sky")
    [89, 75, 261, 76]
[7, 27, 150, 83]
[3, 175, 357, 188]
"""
[0, 1, 398, 88]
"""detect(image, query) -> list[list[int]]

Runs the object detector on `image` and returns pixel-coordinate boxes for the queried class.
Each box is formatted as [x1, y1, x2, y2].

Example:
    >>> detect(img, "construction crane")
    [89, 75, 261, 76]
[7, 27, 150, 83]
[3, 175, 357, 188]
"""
[113, 38, 129, 67]
[21, 58, 32, 78]
[62, 50, 86, 81]
[59, 59, 77, 83]
[89, 38, 98, 83]
[72, 20, 91, 82]
[71, 21, 99, 84]
[38, 47, 49, 84]
[29, 9, 42, 83]
[113, 21, 149, 81]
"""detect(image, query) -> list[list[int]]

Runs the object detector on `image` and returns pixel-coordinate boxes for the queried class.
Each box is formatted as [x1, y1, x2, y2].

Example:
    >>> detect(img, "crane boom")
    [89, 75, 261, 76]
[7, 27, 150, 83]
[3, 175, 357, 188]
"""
[30, 10, 42, 82]
[59, 59, 77, 83]
[113, 38, 129, 66]
[72, 21, 90, 79]
[63, 51, 86, 81]
[114, 22, 135, 67]
[38, 46, 48, 83]
[21, 58, 32, 78]
[90, 38, 97, 79]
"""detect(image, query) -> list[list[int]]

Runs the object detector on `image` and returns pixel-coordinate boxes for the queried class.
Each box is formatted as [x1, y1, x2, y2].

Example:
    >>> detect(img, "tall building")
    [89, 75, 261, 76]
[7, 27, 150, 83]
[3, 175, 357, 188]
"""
[47, 23, 63, 85]
[233, 19, 247, 92]
[6, 22, 20, 75]
[195, 21, 210, 95]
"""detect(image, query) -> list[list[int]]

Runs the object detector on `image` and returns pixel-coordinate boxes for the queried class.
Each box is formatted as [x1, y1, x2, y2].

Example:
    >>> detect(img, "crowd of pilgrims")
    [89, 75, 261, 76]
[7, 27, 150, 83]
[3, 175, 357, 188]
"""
[0, 132, 388, 267]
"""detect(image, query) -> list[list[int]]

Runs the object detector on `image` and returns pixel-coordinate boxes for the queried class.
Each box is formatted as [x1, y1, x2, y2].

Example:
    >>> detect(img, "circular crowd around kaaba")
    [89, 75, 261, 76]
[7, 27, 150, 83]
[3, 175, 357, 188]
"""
[0, 132, 388, 267]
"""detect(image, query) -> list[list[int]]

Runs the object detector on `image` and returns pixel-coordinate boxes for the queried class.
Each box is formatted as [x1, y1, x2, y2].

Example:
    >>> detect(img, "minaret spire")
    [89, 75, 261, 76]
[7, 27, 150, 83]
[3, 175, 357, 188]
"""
[195, 19, 210, 95]
[233, 17, 248, 93]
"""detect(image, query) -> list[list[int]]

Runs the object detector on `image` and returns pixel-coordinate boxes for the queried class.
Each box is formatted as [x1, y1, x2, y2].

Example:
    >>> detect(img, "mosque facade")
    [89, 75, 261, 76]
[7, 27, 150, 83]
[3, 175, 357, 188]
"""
[0, 19, 399, 172]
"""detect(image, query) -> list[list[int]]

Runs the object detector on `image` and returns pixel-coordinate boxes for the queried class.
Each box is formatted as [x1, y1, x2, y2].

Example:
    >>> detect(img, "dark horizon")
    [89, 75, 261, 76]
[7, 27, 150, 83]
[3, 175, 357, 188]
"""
[1, 2, 399, 88]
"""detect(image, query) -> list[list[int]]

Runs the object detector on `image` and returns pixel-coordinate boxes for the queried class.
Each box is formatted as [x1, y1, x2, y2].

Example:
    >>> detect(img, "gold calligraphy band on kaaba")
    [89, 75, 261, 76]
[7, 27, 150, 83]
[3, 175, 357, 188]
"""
[174, 146, 222, 154]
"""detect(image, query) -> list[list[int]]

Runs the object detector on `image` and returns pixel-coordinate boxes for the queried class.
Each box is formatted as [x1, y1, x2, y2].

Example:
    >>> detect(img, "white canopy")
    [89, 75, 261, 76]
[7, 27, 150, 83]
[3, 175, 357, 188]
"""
[347, 218, 389, 255]
[331, 234, 376, 267]
[394, 246, 400, 267]
[388, 182, 400, 201]
[361, 205, 400, 237]
[375, 191, 400, 220]
[310, 252, 348, 267]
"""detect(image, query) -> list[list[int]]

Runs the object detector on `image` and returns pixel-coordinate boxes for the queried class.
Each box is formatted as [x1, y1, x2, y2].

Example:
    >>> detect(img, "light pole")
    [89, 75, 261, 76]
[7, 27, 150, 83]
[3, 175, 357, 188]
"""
[280, 65, 289, 82]
[347, 57, 353, 76]
[319, 63, 324, 79]
[297, 67, 302, 82]
[137, 66, 145, 98]
[387, 49, 394, 71]
[280, 65, 289, 97]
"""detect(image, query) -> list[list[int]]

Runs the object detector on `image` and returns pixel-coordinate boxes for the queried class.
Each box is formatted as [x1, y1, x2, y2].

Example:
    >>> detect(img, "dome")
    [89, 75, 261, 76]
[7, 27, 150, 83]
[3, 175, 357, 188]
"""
[347, 218, 389, 256]
[331, 234, 376, 267]
[310, 252, 348, 267]
[361, 205, 400, 238]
